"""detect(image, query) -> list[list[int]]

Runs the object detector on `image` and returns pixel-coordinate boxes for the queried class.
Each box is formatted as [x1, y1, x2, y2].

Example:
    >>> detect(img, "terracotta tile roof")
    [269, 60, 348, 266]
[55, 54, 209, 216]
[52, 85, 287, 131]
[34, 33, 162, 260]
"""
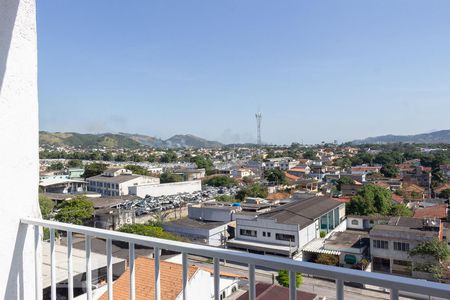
[237, 283, 316, 300]
[392, 194, 404, 204]
[266, 192, 291, 200]
[99, 257, 198, 300]
[335, 197, 352, 203]
[414, 204, 448, 219]
[373, 181, 390, 189]
[435, 183, 450, 194]
[403, 184, 425, 193]
[285, 172, 300, 181]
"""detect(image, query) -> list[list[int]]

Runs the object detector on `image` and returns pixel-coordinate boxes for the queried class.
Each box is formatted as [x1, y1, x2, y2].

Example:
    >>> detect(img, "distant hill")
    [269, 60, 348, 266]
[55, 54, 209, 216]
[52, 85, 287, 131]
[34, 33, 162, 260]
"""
[351, 130, 450, 144]
[165, 134, 223, 148]
[39, 131, 223, 149]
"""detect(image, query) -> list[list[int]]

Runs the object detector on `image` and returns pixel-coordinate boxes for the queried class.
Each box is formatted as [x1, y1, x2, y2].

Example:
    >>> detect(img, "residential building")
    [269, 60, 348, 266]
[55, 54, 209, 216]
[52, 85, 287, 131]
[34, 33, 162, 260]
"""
[302, 230, 369, 268]
[163, 218, 229, 246]
[227, 197, 346, 258]
[369, 217, 443, 279]
[87, 168, 160, 196]
[129, 180, 201, 198]
[231, 168, 254, 178]
[350, 165, 381, 175]
[175, 168, 206, 181]
[188, 203, 240, 222]
[286, 165, 311, 177]
[99, 257, 241, 300]
[39, 178, 87, 194]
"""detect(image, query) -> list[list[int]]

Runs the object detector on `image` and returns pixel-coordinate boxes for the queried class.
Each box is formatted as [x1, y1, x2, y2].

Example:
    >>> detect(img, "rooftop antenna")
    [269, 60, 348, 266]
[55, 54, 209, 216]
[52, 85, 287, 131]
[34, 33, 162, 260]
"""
[255, 112, 262, 146]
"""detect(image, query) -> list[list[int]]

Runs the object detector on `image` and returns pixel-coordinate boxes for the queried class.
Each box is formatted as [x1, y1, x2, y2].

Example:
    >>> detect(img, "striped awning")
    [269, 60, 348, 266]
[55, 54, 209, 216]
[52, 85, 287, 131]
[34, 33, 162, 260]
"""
[302, 238, 341, 255]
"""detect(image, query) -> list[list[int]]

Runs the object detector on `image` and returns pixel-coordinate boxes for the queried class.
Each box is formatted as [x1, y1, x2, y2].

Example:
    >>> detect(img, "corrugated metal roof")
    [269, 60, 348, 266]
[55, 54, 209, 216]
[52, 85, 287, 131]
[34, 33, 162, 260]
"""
[302, 238, 341, 255]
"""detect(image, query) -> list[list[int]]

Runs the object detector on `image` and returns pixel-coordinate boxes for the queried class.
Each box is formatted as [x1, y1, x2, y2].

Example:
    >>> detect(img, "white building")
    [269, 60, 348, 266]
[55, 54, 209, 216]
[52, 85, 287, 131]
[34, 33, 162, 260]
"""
[129, 180, 202, 198]
[86, 168, 159, 196]
[227, 196, 346, 258]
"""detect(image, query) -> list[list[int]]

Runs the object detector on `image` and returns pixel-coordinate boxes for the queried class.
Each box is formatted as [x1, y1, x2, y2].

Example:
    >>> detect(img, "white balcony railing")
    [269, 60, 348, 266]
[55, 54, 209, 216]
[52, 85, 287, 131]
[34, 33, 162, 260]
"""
[22, 218, 450, 300]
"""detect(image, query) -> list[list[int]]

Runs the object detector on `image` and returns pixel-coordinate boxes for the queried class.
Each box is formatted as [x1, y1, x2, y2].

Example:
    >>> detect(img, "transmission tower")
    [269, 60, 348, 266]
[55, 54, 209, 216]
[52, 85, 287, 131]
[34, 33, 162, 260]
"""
[255, 112, 262, 145]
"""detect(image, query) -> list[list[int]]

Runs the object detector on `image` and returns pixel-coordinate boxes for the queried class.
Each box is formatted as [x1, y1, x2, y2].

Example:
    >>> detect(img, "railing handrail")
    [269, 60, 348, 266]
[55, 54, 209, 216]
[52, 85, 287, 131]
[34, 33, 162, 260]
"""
[21, 217, 450, 298]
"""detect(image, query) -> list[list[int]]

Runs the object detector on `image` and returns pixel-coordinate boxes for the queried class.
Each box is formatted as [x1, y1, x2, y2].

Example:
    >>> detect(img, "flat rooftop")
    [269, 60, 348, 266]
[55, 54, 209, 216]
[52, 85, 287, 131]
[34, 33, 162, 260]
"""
[87, 174, 141, 184]
[325, 230, 369, 250]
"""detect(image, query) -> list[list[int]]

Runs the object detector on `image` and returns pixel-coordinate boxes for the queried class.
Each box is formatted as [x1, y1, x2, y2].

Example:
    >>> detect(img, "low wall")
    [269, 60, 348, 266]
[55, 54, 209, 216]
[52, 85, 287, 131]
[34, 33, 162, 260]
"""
[129, 180, 202, 197]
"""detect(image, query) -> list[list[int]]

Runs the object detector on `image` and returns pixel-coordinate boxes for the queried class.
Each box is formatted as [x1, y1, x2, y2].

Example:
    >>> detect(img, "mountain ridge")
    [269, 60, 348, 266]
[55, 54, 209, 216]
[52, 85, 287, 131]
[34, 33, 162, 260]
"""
[351, 130, 450, 144]
[39, 131, 223, 148]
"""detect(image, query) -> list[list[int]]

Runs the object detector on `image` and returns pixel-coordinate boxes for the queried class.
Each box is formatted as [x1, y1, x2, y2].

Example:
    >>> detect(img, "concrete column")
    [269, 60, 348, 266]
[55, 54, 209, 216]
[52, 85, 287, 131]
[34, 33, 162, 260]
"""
[0, 0, 41, 299]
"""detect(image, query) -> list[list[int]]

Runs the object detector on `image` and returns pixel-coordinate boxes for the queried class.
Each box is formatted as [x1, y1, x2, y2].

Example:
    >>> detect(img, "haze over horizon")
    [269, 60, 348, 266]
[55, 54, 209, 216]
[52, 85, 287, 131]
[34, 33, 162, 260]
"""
[37, 1, 450, 144]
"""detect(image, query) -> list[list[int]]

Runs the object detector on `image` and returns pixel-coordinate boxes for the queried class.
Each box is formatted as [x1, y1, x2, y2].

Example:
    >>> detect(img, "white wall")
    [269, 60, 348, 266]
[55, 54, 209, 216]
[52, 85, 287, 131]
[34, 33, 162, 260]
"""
[236, 218, 299, 246]
[176, 269, 211, 300]
[0, 0, 41, 298]
[129, 180, 202, 197]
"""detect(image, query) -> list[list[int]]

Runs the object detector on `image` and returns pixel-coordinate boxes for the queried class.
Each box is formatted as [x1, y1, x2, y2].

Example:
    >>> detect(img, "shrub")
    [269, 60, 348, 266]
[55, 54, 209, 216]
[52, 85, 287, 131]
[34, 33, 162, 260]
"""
[276, 270, 302, 288]
[118, 224, 181, 241]
[315, 254, 339, 266]
[319, 231, 326, 238]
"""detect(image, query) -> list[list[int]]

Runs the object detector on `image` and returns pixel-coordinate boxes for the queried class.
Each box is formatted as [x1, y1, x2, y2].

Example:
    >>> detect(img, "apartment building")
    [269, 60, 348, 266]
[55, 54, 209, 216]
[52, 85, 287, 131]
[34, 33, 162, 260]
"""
[227, 196, 346, 258]
[86, 168, 159, 196]
[369, 217, 443, 278]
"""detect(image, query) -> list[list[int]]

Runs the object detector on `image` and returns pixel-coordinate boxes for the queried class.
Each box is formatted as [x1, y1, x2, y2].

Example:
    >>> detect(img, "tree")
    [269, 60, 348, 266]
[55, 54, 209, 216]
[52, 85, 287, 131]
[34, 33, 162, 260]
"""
[47, 162, 64, 171]
[125, 165, 149, 176]
[276, 270, 302, 288]
[380, 164, 399, 178]
[204, 176, 236, 188]
[55, 196, 94, 225]
[264, 169, 288, 185]
[346, 184, 393, 216]
[83, 163, 108, 178]
[409, 238, 450, 262]
[315, 254, 339, 266]
[302, 150, 316, 160]
[160, 172, 184, 183]
[115, 153, 128, 162]
[119, 224, 180, 241]
[39, 194, 54, 219]
[336, 177, 354, 191]
[190, 155, 214, 174]
[439, 189, 450, 199]
[67, 159, 83, 168]
[389, 203, 412, 217]
[160, 150, 177, 163]
[236, 184, 268, 201]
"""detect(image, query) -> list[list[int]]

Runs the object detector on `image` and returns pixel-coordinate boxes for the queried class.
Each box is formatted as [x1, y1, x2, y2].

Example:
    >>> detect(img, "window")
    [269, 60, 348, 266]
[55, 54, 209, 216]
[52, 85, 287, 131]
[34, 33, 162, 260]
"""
[240, 229, 257, 237]
[351, 220, 359, 225]
[393, 242, 409, 252]
[275, 233, 295, 242]
[263, 232, 266, 237]
[267, 232, 271, 237]
[373, 240, 388, 249]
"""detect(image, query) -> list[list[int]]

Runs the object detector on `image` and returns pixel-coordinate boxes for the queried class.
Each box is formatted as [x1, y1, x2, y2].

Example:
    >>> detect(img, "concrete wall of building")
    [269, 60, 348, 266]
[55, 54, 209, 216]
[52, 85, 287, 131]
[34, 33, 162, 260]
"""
[0, 0, 41, 298]
[298, 221, 318, 249]
[163, 223, 228, 246]
[175, 270, 211, 300]
[347, 217, 365, 230]
[188, 206, 234, 222]
[236, 218, 299, 246]
[129, 180, 202, 197]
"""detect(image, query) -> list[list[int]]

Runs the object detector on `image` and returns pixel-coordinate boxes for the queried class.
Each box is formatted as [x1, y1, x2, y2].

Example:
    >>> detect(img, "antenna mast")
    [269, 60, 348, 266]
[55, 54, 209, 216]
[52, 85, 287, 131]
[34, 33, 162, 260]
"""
[255, 112, 262, 146]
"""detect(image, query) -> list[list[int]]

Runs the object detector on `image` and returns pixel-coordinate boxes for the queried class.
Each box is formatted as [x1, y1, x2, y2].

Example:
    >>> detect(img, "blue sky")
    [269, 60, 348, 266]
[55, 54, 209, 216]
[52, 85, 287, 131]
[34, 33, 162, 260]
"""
[37, 1, 450, 145]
